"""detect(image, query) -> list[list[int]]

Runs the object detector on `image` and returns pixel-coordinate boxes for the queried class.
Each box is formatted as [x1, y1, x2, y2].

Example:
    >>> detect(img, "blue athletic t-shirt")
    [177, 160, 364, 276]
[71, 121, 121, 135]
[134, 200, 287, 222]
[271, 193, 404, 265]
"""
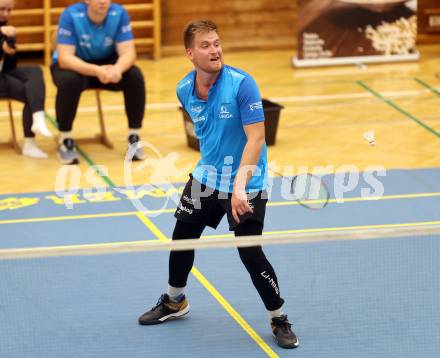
[177, 65, 268, 193]
[53, 2, 133, 63]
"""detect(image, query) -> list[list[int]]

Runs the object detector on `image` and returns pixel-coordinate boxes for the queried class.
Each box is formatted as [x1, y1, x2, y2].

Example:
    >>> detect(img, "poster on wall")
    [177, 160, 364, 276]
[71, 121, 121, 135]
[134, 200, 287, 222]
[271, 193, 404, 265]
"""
[293, 0, 419, 67]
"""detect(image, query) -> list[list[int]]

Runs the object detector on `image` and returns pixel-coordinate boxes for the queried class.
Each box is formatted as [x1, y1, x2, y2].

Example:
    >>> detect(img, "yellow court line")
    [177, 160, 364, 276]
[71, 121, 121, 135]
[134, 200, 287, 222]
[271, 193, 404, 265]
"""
[1, 191, 439, 225]
[134, 212, 279, 358]
[0, 209, 174, 225]
[190, 267, 278, 358]
[0, 211, 135, 224]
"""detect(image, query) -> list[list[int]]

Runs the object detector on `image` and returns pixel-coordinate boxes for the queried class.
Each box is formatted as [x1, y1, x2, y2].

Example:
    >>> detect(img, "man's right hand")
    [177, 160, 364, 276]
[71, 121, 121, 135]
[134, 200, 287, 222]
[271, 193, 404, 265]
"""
[0, 25, 16, 38]
[105, 65, 122, 83]
[95, 65, 111, 84]
[1, 26, 17, 55]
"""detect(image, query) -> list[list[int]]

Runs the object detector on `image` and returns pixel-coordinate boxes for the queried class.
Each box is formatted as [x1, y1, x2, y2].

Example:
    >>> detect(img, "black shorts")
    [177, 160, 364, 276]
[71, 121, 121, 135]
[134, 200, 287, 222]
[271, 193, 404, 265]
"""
[174, 175, 267, 231]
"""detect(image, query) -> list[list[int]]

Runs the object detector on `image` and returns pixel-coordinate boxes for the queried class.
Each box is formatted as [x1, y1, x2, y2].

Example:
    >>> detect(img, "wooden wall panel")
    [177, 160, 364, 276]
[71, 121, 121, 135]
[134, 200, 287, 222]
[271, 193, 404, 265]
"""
[12, 0, 42, 9]
[161, 0, 440, 54]
[160, 0, 297, 54]
[7, 1, 440, 59]
[418, 0, 440, 44]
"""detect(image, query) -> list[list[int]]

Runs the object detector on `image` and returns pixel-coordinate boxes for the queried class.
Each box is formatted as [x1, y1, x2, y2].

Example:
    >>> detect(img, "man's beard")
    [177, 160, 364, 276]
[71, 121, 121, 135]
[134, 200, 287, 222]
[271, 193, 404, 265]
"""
[195, 59, 223, 74]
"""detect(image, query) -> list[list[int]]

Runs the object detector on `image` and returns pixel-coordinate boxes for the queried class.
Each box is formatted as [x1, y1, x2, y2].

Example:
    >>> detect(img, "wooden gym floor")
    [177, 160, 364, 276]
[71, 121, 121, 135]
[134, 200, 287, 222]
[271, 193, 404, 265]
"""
[0, 44, 439, 194]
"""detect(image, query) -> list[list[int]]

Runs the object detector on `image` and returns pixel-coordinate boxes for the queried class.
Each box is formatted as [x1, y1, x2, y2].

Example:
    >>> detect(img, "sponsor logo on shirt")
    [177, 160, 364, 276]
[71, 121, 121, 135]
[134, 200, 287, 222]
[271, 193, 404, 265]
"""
[193, 115, 206, 123]
[249, 101, 263, 111]
[219, 104, 233, 119]
[121, 24, 132, 33]
[109, 10, 117, 16]
[81, 34, 91, 41]
[79, 41, 92, 48]
[59, 28, 72, 37]
[73, 11, 85, 18]
[191, 105, 202, 114]
[178, 80, 192, 89]
[227, 69, 242, 78]
[104, 37, 114, 47]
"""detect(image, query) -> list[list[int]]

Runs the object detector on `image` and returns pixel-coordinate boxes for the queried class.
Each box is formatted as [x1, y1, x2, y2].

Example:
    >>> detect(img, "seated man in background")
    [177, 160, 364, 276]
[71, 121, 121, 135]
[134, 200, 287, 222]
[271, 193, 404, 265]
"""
[51, 0, 146, 165]
[0, 0, 52, 159]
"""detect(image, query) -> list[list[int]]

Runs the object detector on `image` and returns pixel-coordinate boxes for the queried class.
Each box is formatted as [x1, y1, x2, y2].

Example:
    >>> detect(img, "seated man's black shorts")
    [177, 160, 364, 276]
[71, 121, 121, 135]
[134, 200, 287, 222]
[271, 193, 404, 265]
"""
[174, 174, 267, 231]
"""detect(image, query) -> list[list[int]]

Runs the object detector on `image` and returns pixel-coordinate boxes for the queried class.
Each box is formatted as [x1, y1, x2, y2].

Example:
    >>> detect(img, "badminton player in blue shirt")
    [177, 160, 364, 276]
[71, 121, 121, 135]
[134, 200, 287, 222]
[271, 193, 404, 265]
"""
[138, 20, 299, 349]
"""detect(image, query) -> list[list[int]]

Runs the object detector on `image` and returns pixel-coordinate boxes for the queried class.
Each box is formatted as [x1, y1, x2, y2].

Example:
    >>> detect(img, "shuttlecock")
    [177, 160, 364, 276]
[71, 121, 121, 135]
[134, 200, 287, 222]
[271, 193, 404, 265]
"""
[363, 130, 375, 146]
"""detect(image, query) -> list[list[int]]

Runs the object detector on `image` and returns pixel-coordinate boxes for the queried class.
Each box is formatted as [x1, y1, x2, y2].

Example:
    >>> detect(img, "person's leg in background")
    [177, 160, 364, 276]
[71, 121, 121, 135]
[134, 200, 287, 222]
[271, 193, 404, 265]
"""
[6, 66, 51, 138]
[100, 65, 146, 160]
[50, 63, 86, 164]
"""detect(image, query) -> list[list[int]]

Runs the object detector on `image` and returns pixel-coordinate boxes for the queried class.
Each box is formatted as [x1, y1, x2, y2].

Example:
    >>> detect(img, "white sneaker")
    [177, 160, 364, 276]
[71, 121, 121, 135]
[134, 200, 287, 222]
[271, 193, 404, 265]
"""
[22, 138, 48, 159]
[31, 116, 52, 137]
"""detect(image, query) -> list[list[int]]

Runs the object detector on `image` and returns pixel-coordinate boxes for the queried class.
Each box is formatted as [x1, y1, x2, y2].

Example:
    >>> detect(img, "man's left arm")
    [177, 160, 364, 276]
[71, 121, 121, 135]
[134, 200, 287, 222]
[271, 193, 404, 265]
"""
[114, 39, 136, 74]
[104, 40, 136, 83]
[231, 121, 265, 223]
[231, 75, 266, 223]
[108, 7, 136, 83]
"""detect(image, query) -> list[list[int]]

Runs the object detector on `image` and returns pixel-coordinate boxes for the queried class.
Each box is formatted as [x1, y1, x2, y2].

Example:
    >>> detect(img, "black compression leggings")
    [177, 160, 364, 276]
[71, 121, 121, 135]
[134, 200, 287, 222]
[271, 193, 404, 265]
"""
[0, 66, 45, 137]
[50, 63, 145, 132]
[168, 220, 284, 311]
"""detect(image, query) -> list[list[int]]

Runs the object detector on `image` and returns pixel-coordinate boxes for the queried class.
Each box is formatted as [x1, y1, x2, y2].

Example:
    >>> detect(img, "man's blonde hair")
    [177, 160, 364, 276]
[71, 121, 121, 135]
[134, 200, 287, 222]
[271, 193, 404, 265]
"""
[183, 20, 218, 49]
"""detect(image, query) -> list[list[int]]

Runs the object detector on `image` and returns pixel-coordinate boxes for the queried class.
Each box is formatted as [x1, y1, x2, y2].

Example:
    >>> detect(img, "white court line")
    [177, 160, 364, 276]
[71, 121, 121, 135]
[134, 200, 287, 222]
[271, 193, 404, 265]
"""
[290, 64, 421, 78]
[1, 87, 439, 117]
[270, 88, 439, 103]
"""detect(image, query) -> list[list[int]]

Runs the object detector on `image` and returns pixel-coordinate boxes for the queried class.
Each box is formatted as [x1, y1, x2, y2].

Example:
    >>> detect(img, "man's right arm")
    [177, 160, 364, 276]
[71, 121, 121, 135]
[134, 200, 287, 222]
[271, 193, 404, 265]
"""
[56, 9, 108, 82]
[58, 44, 110, 83]
[57, 44, 108, 80]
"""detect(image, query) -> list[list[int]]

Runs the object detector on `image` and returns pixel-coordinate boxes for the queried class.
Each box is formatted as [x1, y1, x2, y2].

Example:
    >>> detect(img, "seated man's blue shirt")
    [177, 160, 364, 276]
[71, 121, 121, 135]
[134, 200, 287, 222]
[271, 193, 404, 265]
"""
[53, 2, 133, 63]
[177, 65, 268, 193]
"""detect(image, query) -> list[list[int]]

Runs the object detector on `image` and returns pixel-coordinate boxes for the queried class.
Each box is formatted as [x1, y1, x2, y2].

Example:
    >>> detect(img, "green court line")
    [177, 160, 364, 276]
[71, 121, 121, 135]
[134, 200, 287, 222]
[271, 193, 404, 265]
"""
[357, 80, 440, 139]
[44, 112, 57, 127]
[261, 74, 428, 89]
[45, 113, 116, 188]
[75, 146, 116, 187]
[414, 77, 440, 97]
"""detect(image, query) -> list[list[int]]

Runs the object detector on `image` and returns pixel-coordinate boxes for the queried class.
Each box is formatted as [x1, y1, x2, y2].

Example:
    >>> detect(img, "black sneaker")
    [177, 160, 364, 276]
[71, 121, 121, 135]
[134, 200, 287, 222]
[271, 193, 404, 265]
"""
[138, 294, 190, 325]
[271, 315, 299, 349]
[58, 138, 79, 165]
[127, 134, 144, 161]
